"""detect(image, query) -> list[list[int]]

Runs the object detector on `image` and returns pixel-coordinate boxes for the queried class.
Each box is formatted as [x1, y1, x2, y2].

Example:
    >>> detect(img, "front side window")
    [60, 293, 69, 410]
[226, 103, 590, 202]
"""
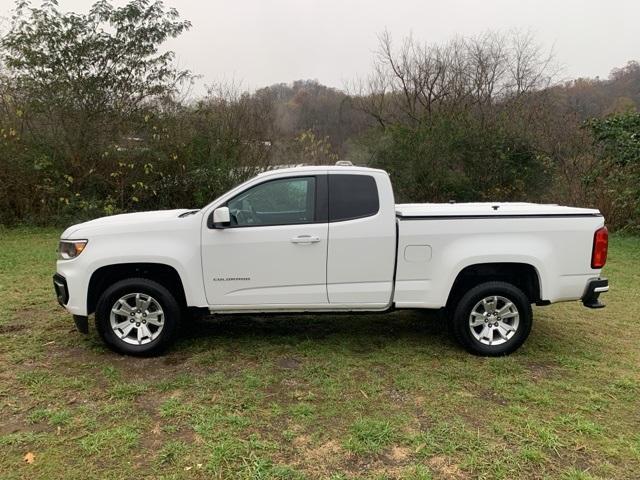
[228, 176, 316, 226]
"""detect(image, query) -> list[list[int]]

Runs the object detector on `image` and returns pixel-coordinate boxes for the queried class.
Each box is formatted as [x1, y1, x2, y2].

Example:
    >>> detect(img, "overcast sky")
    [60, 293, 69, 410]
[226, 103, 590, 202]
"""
[1, 0, 638, 95]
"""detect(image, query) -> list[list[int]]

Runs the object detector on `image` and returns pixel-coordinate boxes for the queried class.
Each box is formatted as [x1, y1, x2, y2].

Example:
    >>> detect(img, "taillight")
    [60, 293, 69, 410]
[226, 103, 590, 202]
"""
[591, 226, 608, 269]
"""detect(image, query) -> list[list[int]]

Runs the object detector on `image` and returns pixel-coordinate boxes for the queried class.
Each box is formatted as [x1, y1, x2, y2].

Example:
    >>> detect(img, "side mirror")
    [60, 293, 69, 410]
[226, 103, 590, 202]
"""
[212, 206, 231, 228]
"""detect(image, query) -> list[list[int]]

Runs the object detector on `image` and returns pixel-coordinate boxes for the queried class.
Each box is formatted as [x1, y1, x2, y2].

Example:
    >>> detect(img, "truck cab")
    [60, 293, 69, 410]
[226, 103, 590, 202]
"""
[202, 166, 396, 310]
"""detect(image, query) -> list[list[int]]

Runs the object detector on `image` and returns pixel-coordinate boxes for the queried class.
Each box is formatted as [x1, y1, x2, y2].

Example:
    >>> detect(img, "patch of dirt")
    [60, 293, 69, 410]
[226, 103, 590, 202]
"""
[106, 351, 209, 382]
[0, 324, 27, 334]
[554, 445, 597, 475]
[285, 437, 421, 479]
[364, 465, 405, 479]
[292, 434, 311, 448]
[279, 377, 306, 389]
[64, 344, 98, 359]
[277, 357, 302, 370]
[277, 436, 346, 478]
[427, 455, 467, 479]
[388, 446, 411, 462]
[0, 417, 49, 436]
[302, 440, 343, 468]
[162, 355, 188, 366]
[138, 422, 165, 453]
[9, 307, 53, 327]
[406, 400, 433, 434]
[388, 388, 407, 403]
[525, 361, 557, 381]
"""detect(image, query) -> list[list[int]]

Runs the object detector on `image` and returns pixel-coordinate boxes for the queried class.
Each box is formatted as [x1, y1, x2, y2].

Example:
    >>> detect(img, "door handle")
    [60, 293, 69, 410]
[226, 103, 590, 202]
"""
[291, 235, 320, 244]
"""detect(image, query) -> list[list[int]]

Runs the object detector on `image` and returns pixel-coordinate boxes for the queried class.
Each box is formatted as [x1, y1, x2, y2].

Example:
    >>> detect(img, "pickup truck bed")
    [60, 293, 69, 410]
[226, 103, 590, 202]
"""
[394, 202, 604, 310]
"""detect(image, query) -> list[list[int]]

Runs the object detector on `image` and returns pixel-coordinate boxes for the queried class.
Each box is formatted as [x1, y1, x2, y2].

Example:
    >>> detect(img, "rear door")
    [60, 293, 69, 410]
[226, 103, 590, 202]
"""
[326, 172, 396, 305]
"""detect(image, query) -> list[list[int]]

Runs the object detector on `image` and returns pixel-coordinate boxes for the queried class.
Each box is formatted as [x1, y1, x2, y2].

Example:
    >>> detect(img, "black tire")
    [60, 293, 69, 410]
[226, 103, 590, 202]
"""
[450, 281, 532, 356]
[95, 277, 181, 356]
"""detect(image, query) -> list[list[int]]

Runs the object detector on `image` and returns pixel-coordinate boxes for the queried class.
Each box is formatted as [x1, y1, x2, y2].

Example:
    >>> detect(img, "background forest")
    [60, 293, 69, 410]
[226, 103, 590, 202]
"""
[0, 0, 638, 230]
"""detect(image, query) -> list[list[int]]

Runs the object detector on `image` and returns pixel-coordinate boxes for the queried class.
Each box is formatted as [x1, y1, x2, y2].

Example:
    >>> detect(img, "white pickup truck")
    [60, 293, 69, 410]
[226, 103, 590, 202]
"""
[54, 164, 609, 356]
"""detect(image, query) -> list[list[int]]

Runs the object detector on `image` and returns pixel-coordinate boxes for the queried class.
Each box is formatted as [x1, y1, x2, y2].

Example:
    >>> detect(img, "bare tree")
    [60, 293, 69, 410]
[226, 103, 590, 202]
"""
[351, 30, 557, 127]
[507, 30, 556, 95]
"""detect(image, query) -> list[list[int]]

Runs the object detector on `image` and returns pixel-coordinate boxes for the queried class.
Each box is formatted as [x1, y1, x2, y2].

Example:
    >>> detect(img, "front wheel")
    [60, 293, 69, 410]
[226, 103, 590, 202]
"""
[451, 281, 532, 356]
[95, 278, 181, 356]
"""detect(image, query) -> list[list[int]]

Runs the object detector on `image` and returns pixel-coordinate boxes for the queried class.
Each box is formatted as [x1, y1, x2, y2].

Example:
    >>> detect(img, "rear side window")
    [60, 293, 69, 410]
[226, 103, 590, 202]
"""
[329, 174, 379, 222]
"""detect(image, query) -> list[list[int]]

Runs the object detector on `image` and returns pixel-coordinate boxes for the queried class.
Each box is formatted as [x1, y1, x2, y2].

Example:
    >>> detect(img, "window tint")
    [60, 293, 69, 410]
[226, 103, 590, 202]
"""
[329, 174, 379, 222]
[228, 177, 315, 226]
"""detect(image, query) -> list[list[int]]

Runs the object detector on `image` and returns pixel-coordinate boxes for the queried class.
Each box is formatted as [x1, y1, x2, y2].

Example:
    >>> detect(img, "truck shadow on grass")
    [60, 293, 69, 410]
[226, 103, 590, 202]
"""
[176, 309, 456, 353]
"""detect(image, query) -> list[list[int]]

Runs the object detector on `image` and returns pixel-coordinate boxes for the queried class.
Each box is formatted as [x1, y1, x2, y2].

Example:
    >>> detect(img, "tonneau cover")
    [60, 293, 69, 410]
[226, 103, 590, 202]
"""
[395, 202, 601, 218]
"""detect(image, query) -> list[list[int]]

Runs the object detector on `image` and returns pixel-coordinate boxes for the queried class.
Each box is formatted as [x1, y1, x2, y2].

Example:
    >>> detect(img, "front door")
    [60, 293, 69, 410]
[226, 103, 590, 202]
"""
[201, 175, 329, 307]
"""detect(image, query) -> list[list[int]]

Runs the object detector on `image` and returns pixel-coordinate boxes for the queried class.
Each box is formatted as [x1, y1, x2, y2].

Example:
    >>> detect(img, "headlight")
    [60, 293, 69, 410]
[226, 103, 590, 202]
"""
[58, 240, 88, 260]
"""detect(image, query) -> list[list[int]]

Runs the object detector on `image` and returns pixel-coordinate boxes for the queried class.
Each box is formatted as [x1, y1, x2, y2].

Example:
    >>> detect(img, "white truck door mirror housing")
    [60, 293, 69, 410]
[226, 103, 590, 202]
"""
[213, 207, 231, 227]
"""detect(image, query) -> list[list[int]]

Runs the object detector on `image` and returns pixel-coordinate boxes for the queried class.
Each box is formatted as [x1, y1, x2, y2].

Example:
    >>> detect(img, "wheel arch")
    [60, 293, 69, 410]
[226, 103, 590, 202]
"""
[87, 263, 187, 315]
[446, 262, 542, 311]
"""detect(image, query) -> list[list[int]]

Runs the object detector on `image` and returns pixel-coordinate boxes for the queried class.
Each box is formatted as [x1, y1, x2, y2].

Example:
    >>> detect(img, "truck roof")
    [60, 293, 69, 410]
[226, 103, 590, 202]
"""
[254, 164, 387, 178]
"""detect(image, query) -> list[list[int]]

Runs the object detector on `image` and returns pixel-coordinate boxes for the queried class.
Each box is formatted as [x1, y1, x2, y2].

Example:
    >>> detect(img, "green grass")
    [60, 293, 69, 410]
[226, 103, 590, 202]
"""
[345, 419, 395, 454]
[1, 228, 639, 479]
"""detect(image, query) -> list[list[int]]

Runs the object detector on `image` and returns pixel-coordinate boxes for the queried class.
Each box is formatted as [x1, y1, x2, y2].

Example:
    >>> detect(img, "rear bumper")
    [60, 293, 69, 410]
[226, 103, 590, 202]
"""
[582, 277, 608, 309]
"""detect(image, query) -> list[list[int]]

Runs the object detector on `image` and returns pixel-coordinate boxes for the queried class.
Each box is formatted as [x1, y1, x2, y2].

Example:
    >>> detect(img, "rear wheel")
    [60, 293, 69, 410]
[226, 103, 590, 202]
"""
[451, 281, 532, 356]
[95, 278, 181, 356]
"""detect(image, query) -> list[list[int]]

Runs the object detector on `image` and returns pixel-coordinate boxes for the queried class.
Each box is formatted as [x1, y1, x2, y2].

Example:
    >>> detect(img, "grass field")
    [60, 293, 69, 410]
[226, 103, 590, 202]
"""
[0, 228, 639, 480]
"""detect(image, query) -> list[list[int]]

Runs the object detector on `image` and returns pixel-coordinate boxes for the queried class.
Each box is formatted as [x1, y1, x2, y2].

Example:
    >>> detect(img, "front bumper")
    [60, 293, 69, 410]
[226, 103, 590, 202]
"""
[53, 273, 69, 306]
[582, 277, 608, 309]
[53, 273, 89, 333]
[55, 258, 91, 316]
